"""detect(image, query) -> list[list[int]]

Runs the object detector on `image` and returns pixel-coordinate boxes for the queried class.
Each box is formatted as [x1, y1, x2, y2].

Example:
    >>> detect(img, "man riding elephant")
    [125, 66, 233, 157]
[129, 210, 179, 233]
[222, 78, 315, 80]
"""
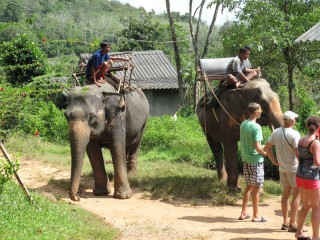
[224, 46, 261, 88]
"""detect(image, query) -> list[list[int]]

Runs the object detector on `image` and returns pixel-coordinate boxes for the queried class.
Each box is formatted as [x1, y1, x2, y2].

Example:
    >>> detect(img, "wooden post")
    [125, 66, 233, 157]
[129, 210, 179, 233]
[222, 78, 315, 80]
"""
[0, 141, 32, 202]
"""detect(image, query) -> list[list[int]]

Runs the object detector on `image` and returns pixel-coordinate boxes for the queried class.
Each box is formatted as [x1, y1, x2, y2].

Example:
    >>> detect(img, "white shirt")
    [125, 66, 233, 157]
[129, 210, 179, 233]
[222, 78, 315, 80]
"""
[267, 127, 301, 172]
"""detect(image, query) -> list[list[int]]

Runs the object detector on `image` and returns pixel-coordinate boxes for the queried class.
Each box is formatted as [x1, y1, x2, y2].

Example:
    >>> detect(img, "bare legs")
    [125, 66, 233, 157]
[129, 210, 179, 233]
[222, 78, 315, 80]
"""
[239, 184, 262, 220]
[295, 187, 312, 239]
[281, 186, 300, 226]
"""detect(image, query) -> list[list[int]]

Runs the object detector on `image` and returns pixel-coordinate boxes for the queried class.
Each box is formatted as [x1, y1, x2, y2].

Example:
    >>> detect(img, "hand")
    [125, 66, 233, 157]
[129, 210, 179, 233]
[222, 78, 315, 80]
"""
[124, 58, 129, 61]
[256, 66, 261, 73]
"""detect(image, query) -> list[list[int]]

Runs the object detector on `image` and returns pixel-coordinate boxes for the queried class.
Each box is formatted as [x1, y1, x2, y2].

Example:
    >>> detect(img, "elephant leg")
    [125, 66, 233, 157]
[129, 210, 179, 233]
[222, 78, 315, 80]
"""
[207, 136, 227, 180]
[86, 140, 111, 196]
[224, 140, 241, 192]
[110, 138, 132, 199]
[126, 132, 145, 174]
[126, 144, 138, 175]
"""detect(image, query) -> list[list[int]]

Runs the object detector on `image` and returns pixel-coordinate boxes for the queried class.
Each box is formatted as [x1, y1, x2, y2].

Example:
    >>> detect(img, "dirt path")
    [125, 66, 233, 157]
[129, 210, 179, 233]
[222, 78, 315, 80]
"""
[16, 157, 306, 240]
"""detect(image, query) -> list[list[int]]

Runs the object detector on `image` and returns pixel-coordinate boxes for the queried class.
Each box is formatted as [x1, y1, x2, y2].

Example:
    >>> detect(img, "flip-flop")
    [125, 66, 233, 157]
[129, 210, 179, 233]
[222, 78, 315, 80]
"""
[238, 214, 250, 220]
[296, 237, 311, 240]
[289, 225, 308, 233]
[281, 224, 289, 230]
[252, 216, 267, 222]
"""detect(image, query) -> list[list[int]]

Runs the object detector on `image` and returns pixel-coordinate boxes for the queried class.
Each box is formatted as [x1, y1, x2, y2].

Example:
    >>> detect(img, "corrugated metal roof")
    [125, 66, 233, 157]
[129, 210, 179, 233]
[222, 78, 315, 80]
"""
[295, 22, 320, 42]
[80, 50, 178, 90]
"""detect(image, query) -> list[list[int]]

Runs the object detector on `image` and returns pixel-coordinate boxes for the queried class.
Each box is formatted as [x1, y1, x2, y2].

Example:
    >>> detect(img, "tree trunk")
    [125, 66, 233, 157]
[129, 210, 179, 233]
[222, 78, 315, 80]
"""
[166, 0, 185, 106]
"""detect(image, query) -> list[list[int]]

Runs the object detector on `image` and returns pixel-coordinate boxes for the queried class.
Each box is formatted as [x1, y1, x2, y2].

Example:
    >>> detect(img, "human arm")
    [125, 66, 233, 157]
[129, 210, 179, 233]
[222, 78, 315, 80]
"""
[310, 140, 320, 166]
[263, 142, 279, 166]
[110, 56, 129, 62]
[255, 141, 267, 157]
[244, 66, 261, 74]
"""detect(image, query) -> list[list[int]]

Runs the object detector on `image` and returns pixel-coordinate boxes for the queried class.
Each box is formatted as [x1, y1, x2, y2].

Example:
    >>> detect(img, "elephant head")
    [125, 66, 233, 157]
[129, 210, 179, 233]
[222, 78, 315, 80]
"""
[197, 78, 283, 190]
[225, 78, 283, 130]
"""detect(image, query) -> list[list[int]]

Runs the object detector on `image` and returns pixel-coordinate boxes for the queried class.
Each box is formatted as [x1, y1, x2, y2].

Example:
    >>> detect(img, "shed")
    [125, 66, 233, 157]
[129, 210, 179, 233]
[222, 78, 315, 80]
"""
[295, 22, 320, 42]
[79, 50, 180, 116]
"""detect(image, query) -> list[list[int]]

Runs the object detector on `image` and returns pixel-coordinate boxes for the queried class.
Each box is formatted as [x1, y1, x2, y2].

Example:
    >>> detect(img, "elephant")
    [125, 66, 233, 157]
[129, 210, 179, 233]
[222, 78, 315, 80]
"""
[64, 82, 149, 201]
[196, 78, 283, 191]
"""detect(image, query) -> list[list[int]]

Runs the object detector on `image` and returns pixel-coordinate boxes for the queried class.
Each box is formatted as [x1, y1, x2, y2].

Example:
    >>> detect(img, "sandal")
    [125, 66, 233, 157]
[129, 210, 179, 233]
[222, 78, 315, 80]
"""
[296, 237, 311, 240]
[281, 223, 289, 230]
[252, 216, 267, 222]
[288, 224, 297, 232]
[289, 224, 308, 233]
[238, 214, 250, 220]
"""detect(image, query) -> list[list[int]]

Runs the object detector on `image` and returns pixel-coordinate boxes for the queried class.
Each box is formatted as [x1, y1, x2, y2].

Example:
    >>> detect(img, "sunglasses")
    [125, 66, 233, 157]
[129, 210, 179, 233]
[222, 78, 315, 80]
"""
[255, 110, 263, 113]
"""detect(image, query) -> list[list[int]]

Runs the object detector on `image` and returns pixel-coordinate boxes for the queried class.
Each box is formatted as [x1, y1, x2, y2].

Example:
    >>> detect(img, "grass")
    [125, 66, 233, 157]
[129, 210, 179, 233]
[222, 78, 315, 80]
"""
[3, 135, 283, 206]
[0, 182, 119, 240]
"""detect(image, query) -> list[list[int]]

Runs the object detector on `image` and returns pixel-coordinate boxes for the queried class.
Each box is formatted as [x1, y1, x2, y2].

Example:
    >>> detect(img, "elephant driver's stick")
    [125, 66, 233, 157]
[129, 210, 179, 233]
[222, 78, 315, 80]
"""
[0, 141, 32, 202]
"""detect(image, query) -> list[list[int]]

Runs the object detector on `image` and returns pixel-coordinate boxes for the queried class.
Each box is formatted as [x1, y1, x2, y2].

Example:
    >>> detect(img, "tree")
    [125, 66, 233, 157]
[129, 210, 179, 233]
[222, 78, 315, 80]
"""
[0, 34, 47, 86]
[118, 13, 164, 51]
[187, 0, 237, 107]
[220, 0, 320, 110]
[166, 0, 185, 105]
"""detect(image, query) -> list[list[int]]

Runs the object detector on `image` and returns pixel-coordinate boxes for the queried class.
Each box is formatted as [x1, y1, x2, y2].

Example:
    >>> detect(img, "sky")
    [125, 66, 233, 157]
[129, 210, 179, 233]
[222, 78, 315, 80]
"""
[117, 0, 236, 26]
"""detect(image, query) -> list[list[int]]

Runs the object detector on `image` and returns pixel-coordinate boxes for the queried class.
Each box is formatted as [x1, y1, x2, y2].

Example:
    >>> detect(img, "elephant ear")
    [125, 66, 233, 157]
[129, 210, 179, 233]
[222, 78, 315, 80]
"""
[101, 92, 126, 112]
[224, 89, 247, 120]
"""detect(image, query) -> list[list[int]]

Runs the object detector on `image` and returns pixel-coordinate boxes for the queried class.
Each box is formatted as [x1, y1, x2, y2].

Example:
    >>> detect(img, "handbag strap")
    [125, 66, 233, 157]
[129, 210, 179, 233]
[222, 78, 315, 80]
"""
[282, 127, 294, 148]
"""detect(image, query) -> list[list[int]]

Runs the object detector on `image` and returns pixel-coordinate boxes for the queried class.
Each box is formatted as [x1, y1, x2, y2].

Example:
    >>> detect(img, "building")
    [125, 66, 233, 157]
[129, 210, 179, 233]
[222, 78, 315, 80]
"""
[295, 22, 320, 42]
[78, 50, 180, 116]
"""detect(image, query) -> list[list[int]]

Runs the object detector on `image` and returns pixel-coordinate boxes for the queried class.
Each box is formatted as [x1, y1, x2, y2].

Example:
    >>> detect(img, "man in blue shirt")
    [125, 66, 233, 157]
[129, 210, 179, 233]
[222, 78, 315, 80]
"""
[86, 40, 129, 87]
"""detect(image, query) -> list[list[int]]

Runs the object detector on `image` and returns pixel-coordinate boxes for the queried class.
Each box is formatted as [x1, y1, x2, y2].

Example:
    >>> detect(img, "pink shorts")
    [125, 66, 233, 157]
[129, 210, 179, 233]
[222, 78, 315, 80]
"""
[296, 177, 320, 190]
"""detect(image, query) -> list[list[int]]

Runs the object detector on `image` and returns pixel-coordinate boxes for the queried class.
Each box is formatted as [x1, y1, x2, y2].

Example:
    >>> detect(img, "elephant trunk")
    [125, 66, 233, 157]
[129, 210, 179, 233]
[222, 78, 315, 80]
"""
[268, 97, 284, 128]
[68, 121, 90, 201]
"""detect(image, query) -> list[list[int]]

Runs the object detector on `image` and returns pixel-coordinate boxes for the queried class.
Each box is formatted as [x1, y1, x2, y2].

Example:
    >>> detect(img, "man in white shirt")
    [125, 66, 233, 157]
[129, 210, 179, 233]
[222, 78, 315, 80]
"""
[264, 111, 301, 232]
[224, 46, 261, 88]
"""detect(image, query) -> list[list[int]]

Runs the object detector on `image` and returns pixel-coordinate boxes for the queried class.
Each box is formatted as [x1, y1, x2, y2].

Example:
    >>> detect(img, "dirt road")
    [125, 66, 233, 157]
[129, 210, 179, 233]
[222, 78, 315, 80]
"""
[17, 157, 305, 240]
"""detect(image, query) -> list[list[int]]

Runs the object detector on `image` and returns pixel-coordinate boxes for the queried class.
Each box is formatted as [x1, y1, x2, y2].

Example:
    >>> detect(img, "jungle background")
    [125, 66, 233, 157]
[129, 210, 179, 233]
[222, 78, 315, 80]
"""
[0, 0, 320, 239]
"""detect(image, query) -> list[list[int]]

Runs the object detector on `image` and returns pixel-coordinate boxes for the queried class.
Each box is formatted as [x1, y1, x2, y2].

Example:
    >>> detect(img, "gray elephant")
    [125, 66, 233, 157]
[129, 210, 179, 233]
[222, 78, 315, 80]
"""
[197, 78, 283, 191]
[64, 82, 149, 201]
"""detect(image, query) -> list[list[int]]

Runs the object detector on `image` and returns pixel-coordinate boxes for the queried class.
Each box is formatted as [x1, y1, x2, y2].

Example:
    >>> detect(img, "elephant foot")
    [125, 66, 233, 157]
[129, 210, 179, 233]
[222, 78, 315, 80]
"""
[227, 186, 242, 194]
[93, 187, 109, 196]
[113, 185, 132, 199]
[69, 193, 80, 201]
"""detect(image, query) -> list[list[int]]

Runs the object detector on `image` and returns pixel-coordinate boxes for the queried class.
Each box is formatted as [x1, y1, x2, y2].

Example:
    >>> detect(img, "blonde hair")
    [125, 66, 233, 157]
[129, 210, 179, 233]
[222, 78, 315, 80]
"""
[248, 102, 261, 115]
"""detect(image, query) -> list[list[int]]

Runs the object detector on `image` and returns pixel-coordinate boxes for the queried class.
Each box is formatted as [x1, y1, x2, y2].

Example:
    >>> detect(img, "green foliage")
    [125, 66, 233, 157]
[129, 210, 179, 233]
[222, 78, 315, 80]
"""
[220, 0, 320, 106]
[0, 181, 119, 239]
[0, 34, 47, 86]
[295, 84, 318, 133]
[0, 84, 68, 143]
[19, 100, 68, 143]
[118, 13, 169, 51]
[0, 85, 30, 140]
[0, 157, 19, 193]
[142, 115, 208, 166]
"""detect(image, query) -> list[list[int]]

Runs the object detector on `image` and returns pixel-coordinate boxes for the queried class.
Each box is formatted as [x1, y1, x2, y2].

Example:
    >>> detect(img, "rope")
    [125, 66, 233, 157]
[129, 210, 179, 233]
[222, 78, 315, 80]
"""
[203, 75, 241, 126]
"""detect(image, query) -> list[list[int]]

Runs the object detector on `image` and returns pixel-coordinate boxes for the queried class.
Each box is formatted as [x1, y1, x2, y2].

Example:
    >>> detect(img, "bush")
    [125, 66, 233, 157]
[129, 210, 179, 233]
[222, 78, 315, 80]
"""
[0, 84, 68, 143]
[0, 34, 47, 86]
